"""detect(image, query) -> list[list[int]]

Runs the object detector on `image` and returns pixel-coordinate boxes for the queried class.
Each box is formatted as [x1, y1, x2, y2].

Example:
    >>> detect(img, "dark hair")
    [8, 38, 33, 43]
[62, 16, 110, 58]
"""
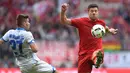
[88, 4, 99, 11]
[16, 14, 29, 27]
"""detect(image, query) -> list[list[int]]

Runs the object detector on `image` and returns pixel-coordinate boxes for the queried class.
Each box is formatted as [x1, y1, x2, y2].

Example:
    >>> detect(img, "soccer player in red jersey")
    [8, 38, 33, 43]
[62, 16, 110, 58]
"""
[60, 3, 118, 73]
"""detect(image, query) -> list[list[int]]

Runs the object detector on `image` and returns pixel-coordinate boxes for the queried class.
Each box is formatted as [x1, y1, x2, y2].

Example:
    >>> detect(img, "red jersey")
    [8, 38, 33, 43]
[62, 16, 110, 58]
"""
[71, 17, 106, 55]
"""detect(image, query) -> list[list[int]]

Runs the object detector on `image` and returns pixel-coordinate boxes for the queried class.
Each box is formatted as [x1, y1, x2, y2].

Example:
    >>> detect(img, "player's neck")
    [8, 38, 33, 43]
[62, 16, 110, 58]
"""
[18, 25, 26, 29]
[16, 27, 26, 31]
[17, 26, 24, 29]
[17, 26, 26, 30]
[89, 18, 98, 22]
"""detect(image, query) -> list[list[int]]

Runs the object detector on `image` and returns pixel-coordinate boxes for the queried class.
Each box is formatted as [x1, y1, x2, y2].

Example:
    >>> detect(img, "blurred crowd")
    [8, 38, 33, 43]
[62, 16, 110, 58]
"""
[111, 0, 130, 50]
[0, 0, 130, 68]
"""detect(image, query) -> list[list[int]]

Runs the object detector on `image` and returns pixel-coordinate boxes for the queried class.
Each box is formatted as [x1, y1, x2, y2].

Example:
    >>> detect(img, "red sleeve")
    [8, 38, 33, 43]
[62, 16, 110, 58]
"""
[71, 18, 82, 28]
[100, 20, 106, 28]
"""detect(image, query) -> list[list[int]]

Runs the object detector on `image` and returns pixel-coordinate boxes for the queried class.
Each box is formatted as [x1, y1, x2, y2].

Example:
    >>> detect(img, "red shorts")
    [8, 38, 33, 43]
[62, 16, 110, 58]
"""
[78, 49, 104, 73]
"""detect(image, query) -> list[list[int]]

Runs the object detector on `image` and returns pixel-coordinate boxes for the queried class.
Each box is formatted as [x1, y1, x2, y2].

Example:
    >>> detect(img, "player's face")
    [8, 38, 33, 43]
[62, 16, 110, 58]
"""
[24, 18, 30, 30]
[88, 7, 99, 20]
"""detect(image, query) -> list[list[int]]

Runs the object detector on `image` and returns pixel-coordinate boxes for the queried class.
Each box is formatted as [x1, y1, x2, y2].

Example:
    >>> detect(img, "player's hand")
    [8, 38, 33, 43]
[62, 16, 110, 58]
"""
[109, 28, 118, 34]
[61, 3, 69, 12]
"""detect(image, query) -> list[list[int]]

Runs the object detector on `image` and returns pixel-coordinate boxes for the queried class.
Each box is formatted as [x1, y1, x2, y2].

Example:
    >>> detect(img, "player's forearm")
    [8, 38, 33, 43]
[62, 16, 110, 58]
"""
[30, 43, 38, 53]
[105, 26, 118, 35]
[32, 47, 38, 53]
[0, 39, 4, 44]
[60, 11, 71, 25]
[105, 26, 110, 33]
[60, 11, 67, 24]
[32, 49, 37, 53]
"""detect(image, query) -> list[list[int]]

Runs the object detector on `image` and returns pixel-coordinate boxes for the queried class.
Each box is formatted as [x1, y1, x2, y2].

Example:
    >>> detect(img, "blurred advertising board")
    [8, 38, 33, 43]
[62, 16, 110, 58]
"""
[104, 51, 130, 68]
[0, 68, 130, 73]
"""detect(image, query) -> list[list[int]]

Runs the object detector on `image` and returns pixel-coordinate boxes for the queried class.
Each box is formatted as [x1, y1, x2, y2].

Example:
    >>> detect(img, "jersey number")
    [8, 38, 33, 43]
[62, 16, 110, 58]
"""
[9, 39, 23, 57]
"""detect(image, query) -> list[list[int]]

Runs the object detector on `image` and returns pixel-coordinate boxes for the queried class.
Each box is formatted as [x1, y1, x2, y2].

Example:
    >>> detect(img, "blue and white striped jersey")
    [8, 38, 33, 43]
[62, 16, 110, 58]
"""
[1, 28, 40, 66]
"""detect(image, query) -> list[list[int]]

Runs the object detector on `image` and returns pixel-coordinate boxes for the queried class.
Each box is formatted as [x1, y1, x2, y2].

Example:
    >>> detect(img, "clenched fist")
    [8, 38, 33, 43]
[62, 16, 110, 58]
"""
[61, 3, 69, 12]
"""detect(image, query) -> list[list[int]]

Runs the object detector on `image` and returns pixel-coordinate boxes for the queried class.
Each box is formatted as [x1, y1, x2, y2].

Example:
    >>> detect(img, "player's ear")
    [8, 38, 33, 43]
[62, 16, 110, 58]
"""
[23, 21, 27, 27]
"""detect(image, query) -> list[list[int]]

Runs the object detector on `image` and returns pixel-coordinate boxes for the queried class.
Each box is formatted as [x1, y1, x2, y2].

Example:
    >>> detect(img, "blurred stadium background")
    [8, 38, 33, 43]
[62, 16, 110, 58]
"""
[0, 0, 130, 73]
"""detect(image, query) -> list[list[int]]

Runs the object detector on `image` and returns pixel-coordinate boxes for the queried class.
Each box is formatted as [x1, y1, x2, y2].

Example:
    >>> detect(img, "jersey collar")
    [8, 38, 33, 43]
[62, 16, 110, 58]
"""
[16, 27, 26, 31]
[88, 18, 99, 22]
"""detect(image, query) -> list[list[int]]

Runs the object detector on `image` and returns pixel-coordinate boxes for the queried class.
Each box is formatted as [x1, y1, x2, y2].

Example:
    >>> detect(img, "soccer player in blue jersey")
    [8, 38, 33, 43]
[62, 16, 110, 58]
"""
[0, 14, 58, 73]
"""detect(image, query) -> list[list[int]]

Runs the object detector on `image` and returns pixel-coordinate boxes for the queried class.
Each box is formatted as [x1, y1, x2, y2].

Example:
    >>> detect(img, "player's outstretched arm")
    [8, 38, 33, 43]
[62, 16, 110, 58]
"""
[0, 39, 4, 44]
[60, 3, 71, 25]
[30, 43, 38, 53]
[105, 26, 118, 35]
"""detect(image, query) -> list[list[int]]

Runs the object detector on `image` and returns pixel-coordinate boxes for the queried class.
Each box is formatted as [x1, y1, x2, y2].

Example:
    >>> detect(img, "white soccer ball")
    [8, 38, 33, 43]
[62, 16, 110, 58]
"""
[91, 24, 106, 38]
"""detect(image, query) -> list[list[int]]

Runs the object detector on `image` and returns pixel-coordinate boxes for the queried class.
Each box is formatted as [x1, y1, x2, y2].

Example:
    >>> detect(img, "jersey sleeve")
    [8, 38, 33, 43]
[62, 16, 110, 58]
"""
[101, 20, 106, 27]
[71, 18, 82, 28]
[1, 30, 11, 42]
[25, 32, 35, 44]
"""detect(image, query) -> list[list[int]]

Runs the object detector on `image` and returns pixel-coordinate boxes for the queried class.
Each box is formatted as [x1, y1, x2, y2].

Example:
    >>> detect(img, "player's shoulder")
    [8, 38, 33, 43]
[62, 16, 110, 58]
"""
[24, 31, 33, 36]
[97, 19, 106, 26]
[6, 29, 15, 34]
[71, 17, 89, 21]
[80, 17, 89, 21]
[8, 29, 15, 32]
[74, 17, 89, 23]
[97, 19, 105, 23]
[24, 31, 32, 34]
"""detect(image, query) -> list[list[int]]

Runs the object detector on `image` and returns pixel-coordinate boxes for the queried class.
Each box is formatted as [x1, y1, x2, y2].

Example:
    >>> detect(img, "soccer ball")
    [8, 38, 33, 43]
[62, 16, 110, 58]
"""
[91, 24, 106, 38]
